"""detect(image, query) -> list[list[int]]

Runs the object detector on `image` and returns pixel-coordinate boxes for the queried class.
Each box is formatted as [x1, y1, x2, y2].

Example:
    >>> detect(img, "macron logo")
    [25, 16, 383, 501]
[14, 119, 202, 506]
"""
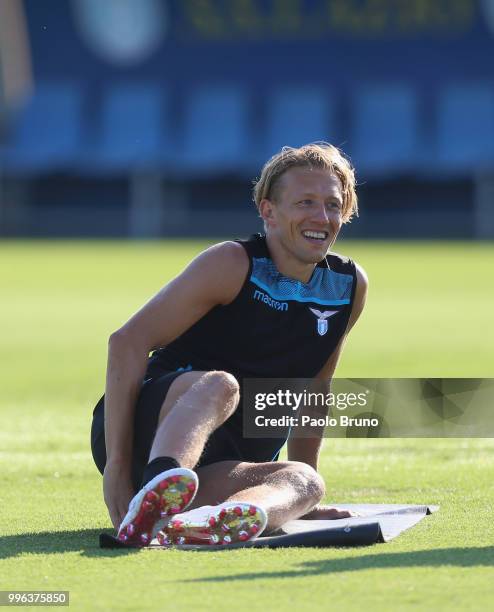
[253, 289, 288, 312]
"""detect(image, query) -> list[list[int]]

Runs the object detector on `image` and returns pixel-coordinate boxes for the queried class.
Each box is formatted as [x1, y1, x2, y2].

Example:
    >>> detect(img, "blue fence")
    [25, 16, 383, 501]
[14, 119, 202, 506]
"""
[3, 78, 494, 176]
[2, 0, 494, 238]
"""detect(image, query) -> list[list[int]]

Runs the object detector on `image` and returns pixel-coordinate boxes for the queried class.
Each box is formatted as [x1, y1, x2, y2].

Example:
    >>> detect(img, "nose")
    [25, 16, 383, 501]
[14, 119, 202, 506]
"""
[311, 202, 330, 224]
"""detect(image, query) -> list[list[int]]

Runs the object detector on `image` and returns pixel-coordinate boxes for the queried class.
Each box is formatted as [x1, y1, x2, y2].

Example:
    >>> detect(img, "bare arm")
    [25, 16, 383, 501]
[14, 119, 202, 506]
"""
[103, 241, 248, 527]
[287, 263, 369, 471]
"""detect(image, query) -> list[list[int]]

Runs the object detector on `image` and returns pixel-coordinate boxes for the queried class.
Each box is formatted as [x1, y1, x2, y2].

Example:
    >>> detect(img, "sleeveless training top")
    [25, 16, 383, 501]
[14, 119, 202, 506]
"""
[149, 233, 357, 382]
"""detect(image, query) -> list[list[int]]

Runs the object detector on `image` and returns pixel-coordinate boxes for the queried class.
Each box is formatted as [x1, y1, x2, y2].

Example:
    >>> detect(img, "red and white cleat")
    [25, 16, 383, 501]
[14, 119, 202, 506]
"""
[156, 501, 267, 546]
[117, 468, 198, 546]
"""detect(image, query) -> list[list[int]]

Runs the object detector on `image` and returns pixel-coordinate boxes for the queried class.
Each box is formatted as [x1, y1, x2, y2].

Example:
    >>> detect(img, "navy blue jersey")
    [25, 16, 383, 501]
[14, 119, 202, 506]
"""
[150, 233, 357, 381]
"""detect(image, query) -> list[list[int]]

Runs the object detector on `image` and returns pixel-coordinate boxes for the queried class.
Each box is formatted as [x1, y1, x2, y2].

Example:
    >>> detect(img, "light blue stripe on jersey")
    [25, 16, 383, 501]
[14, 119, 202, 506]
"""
[251, 257, 353, 306]
[251, 276, 350, 306]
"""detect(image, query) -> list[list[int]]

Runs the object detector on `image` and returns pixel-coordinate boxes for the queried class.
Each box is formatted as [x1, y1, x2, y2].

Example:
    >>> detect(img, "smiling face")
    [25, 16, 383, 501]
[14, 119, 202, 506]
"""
[259, 166, 344, 274]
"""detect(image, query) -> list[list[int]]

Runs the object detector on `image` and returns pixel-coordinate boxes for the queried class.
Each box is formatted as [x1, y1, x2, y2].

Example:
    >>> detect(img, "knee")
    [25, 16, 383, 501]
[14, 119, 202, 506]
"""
[200, 370, 240, 419]
[282, 462, 326, 505]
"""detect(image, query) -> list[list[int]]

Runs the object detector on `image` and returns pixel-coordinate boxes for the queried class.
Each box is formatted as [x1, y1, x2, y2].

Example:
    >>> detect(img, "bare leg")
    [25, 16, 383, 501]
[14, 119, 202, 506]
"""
[148, 370, 239, 469]
[132, 373, 348, 539]
[116, 371, 241, 544]
[192, 460, 326, 532]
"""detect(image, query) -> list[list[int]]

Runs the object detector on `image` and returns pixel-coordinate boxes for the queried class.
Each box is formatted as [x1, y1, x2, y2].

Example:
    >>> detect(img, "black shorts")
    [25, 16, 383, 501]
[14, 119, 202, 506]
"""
[90, 369, 284, 491]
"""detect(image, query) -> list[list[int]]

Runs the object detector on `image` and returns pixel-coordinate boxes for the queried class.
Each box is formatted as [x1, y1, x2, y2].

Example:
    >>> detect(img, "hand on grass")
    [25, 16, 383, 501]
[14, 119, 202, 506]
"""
[103, 460, 135, 530]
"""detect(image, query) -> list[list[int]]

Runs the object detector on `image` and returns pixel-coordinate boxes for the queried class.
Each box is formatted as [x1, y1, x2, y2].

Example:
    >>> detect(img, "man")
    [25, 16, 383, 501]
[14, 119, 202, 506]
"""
[91, 142, 368, 546]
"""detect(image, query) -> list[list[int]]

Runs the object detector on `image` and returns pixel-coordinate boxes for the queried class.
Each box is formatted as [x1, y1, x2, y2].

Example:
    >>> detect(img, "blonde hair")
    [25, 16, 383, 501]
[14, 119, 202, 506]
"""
[252, 142, 358, 223]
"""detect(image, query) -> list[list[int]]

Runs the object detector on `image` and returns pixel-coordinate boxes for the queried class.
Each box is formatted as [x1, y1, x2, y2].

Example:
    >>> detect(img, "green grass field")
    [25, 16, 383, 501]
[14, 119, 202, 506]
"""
[1, 240, 493, 611]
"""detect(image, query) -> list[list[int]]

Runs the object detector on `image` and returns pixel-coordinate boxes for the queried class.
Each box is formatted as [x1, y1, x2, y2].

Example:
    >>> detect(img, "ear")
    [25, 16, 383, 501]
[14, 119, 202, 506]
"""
[259, 198, 276, 227]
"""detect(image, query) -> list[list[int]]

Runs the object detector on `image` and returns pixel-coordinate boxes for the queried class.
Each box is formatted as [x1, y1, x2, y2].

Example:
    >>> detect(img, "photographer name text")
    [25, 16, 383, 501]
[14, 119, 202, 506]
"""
[254, 414, 379, 428]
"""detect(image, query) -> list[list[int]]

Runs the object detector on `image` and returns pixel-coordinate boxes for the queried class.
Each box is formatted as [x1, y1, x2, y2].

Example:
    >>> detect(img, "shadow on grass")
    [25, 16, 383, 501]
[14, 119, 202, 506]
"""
[3, 531, 493, 579]
[182, 547, 494, 582]
[0, 529, 138, 559]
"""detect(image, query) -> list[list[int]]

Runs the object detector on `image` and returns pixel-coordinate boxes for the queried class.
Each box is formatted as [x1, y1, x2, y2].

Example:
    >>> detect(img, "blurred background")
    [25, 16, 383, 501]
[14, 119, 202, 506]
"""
[1, 0, 494, 239]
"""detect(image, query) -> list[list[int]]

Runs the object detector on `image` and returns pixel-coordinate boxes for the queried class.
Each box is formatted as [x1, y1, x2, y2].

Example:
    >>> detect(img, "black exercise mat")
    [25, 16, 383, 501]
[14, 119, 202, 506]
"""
[99, 503, 438, 550]
[279, 503, 439, 543]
